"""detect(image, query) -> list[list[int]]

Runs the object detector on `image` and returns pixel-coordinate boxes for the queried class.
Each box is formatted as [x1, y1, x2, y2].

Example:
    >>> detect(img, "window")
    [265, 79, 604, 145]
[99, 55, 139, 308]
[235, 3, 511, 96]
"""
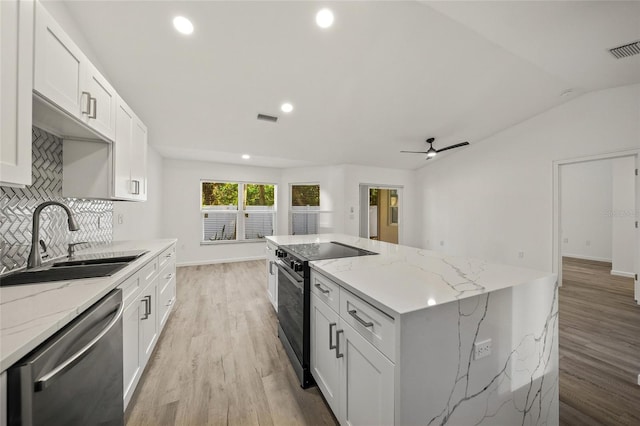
[290, 184, 320, 235]
[201, 181, 276, 242]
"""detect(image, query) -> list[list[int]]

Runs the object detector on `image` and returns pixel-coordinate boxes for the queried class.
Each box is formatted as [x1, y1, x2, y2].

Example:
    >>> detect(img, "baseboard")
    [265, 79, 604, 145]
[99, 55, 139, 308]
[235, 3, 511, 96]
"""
[562, 254, 612, 263]
[611, 270, 635, 278]
[177, 255, 266, 267]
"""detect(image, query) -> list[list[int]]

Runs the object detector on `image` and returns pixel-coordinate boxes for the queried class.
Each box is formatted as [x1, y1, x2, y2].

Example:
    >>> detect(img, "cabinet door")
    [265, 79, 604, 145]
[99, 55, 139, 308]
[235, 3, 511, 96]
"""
[0, 0, 33, 187]
[33, 1, 87, 119]
[310, 294, 341, 416]
[114, 97, 134, 199]
[130, 117, 147, 201]
[340, 321, 394, 426]
[83, 62, 116, 141]
[158, 269, 176, 331]
[266, 244, 278, 310]
[122, 297, 142, 409]
[139, 279, 158, 366]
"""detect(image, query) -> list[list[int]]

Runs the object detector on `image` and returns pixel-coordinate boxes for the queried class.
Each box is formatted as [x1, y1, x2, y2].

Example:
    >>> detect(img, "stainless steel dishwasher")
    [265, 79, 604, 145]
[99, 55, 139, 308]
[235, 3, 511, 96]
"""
[7, 289, 124, 426]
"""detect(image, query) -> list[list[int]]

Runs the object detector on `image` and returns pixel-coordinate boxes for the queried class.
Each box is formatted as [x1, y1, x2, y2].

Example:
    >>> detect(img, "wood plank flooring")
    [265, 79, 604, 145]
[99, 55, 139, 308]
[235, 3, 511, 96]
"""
[125, 261, 337, 426]
[559, 257, 640, 426]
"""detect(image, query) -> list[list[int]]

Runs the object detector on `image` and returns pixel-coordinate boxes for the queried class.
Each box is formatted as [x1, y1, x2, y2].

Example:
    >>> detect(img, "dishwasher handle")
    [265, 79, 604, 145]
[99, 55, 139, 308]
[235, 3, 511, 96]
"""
[34, 300, 125, 392]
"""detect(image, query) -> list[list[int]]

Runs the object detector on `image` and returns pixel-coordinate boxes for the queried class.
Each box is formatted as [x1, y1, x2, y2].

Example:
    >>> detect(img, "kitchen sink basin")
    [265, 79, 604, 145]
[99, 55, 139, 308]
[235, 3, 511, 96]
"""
[0, 263, 129, 287]
[52, 255, 142, 267]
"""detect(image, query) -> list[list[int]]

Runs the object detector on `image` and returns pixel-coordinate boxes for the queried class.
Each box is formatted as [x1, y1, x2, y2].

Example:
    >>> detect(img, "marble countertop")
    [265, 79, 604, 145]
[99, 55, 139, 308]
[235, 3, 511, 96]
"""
[267, 234, 556, 317]
[0, 239, 176, 372]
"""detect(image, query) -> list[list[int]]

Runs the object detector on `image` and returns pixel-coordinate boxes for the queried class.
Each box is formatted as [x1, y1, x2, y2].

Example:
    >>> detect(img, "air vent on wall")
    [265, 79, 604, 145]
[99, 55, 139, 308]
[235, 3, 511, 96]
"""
[609, 41, 640, 59]
[257, 113, 278, 122]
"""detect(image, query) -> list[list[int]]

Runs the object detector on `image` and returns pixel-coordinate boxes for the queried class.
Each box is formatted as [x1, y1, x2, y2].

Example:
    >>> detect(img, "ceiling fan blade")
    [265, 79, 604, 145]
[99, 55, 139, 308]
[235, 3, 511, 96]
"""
[400, 150, 429, 154]
[435, 142, 470, 153]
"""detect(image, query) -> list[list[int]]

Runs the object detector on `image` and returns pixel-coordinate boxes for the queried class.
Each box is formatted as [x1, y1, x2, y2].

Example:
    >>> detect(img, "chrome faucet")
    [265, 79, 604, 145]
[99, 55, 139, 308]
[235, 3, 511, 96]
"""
[27, 201, 80, 269]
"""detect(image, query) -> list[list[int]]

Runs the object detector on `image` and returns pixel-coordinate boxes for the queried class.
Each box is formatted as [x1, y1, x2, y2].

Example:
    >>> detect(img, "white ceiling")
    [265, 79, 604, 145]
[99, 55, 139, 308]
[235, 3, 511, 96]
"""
[60, 1, 640, 170]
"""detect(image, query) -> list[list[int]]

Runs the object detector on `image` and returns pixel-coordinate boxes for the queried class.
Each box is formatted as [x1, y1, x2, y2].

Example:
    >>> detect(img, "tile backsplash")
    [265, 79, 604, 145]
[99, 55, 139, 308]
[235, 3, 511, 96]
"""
[1, 127, 113, 273]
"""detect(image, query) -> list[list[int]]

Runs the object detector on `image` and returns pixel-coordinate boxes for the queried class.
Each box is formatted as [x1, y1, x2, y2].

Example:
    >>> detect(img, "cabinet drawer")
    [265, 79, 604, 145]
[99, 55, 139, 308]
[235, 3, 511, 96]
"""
[339, 288, 396, 362]
[140, 256, 159, 287]
[311, 271, 340, 313]
[158, 244, 176, 270]
[158, 272, 176, 329]
[118, 272, 142, 308]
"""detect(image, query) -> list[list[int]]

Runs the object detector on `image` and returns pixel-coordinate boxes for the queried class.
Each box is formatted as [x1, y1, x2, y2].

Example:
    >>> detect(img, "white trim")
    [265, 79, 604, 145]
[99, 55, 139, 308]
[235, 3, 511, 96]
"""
[611, 270, 635, 278]
[562, 254, 612, 263]
[177, 255, 266, 267]
[552, 148, 640, 289]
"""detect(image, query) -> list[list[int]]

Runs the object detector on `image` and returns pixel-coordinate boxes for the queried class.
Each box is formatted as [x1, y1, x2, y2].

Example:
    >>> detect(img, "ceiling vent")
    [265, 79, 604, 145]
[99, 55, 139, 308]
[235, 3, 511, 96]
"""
[257, 113, 278, 122]
[609, 41, 640, 59]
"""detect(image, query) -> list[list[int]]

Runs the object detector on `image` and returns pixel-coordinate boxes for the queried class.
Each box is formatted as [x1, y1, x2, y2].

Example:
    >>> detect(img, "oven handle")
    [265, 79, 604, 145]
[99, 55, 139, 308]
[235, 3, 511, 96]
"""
[276, 260, 304, 291]
[34, 299, 124, 391]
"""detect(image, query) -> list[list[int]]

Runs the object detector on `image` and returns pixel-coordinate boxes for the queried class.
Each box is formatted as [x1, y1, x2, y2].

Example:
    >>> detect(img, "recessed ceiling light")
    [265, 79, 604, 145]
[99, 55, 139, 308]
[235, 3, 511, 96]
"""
[242, 154, 250, 160]
[281, 103, 294, 113]
[173, 16, 194, 35]
[315, 9, 334, 28]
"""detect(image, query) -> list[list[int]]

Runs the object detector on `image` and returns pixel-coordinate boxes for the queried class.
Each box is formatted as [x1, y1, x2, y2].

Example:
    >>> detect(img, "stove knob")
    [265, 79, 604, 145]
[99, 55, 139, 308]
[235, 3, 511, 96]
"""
[293, 261, 304, 272]
[290, 260, 296, 269]
[276, 249, 286, 258]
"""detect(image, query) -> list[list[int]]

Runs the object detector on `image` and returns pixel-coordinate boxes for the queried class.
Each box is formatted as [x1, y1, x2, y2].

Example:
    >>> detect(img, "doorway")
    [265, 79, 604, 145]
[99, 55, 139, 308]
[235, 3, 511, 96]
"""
[358, 184, 402, 244]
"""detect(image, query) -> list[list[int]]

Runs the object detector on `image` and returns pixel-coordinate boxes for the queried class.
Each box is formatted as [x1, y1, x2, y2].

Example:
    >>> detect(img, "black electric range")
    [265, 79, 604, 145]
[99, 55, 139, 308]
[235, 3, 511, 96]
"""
[274, 241, 377, 388]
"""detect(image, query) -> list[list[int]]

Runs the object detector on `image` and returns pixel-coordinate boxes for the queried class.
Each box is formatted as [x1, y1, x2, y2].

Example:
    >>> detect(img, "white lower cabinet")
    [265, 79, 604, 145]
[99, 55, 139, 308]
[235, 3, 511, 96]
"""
[119, 243, 177, 410]
[311, 288, 395, 426]
[266, 242, 278, 311]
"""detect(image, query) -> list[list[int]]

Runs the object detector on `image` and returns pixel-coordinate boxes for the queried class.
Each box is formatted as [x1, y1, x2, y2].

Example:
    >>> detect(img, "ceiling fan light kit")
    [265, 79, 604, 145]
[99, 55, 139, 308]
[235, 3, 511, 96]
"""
[400, 137, 470, 160]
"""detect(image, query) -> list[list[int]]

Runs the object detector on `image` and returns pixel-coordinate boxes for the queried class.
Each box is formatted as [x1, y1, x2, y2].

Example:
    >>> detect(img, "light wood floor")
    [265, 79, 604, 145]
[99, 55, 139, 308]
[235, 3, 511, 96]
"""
[125, 261, 337, 426]
[559, 257, 640, 426]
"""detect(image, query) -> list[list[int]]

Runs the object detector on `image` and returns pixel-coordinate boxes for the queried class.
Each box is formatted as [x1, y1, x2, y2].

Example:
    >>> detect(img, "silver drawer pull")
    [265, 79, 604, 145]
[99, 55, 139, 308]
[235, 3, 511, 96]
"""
[335, 329, 344, 358]
[165, 273, 174, 280]
[166, 299, 173, 307]
[165, 253, 173, 258]
[348, 309, 373, 328]
[89, 96, 97, 119]
[81, 91, 91, 115]
[314, 283, 330, 294]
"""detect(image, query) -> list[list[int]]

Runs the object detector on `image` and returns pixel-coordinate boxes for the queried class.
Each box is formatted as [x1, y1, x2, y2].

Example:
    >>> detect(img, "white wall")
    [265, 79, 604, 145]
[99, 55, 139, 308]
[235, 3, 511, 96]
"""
[162, 158, 281, 266]
[611, 156, 636, 276]
[560, 160, 613, 262]
[416, 84, 640, 271]
[113, 146, 163, 240]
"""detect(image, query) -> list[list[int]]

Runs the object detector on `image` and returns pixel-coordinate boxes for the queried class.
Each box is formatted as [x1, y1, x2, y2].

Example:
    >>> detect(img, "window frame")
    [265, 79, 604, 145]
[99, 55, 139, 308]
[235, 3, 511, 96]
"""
[200, 180, 277, 244]
[289, 183, 321, 235]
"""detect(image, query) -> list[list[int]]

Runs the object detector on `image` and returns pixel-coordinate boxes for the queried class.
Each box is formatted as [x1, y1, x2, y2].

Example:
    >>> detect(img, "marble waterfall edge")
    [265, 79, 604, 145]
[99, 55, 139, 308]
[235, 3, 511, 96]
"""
[399, 278, 559, 425]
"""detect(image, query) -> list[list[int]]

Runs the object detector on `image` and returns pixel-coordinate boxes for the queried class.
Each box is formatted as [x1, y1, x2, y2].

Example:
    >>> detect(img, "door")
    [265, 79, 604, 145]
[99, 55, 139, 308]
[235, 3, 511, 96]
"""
[310, 294, 341, 415]
[0, 0, 33, 187]
[83, 62, 116, 141]
[339, 321, 394, 426]
[122, 296, 141, 409]
[139, 279, 158, 366]
[33, 1, 87, 119]
[114, 97, 134, 199]
[130, 117, 148, 200]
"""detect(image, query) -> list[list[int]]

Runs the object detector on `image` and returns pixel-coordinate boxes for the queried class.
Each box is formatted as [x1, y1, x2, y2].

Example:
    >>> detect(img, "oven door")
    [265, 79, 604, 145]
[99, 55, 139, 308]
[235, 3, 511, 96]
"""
[276, 259, 305, 365]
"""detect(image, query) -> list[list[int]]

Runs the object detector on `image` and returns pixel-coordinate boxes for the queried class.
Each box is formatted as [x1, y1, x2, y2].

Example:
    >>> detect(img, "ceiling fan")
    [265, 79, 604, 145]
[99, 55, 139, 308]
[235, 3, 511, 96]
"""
[401, 137, 469, 160]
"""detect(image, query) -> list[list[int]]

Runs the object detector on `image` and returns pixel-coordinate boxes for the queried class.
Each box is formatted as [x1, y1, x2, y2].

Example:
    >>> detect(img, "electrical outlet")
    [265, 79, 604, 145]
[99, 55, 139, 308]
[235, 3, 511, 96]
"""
[474, 339, 492, 360]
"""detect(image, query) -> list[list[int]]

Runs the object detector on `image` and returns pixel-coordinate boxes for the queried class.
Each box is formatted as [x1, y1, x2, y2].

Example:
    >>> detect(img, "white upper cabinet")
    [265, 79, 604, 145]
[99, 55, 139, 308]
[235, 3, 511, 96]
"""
[33, 1, 116, 142]
[114, 96, 147, 201]
[131, 117, 148, 200]
[0, 0, 34, 187]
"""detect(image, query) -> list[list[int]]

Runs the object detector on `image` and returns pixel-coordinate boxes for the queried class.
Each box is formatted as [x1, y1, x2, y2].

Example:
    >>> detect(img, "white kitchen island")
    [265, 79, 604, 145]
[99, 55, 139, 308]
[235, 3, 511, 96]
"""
[267, 234, 558, 426]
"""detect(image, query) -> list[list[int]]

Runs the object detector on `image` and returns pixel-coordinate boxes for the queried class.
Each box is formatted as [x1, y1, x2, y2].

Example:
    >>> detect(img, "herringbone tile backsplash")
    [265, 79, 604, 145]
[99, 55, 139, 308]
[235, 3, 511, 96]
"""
[1, 127, 113, 273]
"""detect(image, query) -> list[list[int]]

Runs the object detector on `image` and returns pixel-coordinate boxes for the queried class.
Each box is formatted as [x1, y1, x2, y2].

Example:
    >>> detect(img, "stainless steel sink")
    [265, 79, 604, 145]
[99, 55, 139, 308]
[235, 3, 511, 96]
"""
[0, 263, 129, 287]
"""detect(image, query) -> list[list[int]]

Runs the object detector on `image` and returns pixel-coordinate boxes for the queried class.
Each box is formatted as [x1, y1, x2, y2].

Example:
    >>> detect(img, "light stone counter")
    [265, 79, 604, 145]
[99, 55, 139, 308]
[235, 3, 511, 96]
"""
[267, 233, 556, 316]
[0, 239, 176, 372]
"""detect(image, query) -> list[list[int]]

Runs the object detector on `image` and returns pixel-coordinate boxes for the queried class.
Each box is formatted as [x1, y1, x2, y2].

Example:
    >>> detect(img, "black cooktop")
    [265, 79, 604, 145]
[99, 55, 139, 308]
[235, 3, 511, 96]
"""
[282, 241, 377, 261]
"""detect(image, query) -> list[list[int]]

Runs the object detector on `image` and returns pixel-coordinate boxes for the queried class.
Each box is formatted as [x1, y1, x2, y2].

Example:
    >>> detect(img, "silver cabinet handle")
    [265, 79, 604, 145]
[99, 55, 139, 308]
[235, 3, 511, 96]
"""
[329, 323, 337, 350]
[166, 252, 173, 258]
[269, 260, 274, 275]
[335, 329, 344, 358]
[141, 295, 151, 320]
[348, 309, 373, 328]
[89, 96, 97, 119]
[314, 283, 330, 294]
[131, 180, 141, 195]
[166, 298, 174, 307]
[165, 273, 174, 280]
[81, 91, 91, 115]
[35, 300, 124, 391]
